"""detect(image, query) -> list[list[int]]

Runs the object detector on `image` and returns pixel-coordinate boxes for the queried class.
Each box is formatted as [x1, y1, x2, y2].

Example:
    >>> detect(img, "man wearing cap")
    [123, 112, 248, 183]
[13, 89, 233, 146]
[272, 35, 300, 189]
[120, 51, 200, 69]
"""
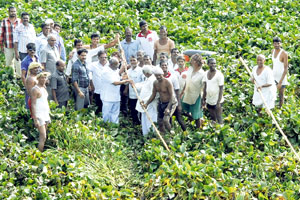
[25, 62, 41, 110]
[144, 67, 177, 133]
[13, 12, 36, 62]
[0, 6, 21, 77]
[136, 20, 158, 60]
[21, 43, 39, 86]
[51, 60, 69, 108]
[31, 72, 51, 152]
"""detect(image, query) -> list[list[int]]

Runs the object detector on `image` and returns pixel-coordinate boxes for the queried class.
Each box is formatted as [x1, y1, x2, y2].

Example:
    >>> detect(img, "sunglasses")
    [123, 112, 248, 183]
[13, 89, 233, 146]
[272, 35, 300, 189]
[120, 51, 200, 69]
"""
[28, 49, 36, 52]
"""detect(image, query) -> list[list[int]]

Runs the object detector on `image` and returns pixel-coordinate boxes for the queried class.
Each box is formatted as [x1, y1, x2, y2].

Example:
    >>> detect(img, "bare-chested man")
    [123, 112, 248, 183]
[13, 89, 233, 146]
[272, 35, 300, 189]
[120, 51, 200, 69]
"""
[271, 36, 288, 108]
[25, 62, 41, 113]
[144, 67, 177, 133]
[31, 72, 51, 151]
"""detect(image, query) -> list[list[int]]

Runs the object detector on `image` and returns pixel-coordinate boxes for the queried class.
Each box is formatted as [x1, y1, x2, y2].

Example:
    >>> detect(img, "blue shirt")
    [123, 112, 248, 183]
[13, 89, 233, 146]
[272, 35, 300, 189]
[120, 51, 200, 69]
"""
[72, 59, 90, 88]
[21, 55, 39, 77]
[120, 38, 141, 64]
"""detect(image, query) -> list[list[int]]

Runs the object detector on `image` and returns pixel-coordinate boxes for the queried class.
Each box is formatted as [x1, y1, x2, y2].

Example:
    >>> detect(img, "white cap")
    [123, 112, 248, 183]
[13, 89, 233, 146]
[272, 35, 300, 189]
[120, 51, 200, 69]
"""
[152, 66, 163, 75]
[45, 19, 54, 24]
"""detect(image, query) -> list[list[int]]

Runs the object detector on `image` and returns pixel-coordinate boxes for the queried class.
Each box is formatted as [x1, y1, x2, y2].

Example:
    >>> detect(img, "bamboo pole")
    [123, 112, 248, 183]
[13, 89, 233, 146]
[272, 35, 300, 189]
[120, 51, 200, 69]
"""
[118, 39, 170, 152]
[239, 57, 300, 161]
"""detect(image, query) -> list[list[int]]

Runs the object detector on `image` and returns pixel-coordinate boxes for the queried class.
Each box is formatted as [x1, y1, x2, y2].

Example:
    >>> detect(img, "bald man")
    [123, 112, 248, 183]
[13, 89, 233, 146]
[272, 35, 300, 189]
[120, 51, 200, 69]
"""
[51, 60, 69, 108]
[101, 57, 130, 123]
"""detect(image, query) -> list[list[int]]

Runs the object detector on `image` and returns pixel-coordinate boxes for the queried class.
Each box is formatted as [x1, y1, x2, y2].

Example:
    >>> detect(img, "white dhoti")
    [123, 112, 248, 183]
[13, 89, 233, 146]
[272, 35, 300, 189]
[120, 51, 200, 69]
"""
[102, 101, 120, 124]
[141, 105, 157, 136]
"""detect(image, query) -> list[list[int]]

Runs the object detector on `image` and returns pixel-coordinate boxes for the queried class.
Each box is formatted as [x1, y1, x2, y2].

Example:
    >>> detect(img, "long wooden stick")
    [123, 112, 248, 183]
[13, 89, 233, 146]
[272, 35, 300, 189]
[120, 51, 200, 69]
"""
[118, 39, 170, 152]
[240, 57, 300, 161]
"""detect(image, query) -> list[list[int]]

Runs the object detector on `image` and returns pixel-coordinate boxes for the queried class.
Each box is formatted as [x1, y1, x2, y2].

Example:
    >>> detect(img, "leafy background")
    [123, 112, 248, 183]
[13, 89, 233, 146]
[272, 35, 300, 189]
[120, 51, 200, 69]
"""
[0, 0, 300, 199]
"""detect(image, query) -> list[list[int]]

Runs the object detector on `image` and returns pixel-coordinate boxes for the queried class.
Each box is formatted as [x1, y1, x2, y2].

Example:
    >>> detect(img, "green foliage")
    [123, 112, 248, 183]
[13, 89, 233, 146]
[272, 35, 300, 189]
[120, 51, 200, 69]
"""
[0, 0, 300, 199]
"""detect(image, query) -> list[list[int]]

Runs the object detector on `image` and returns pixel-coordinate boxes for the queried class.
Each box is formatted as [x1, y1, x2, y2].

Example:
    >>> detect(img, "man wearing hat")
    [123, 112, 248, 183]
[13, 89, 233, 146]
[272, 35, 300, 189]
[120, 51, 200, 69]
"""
[31, 71, 51, 152]
[136, 20, 158, 60]
[25, 62, 41, 110]
[21, 43, 39, 86]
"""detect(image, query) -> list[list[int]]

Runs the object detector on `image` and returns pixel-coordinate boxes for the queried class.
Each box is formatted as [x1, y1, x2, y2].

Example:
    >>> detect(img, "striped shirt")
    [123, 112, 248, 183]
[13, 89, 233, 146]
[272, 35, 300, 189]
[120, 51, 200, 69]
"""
[13, 23, 37, 53]
[0, 17, 21, 48]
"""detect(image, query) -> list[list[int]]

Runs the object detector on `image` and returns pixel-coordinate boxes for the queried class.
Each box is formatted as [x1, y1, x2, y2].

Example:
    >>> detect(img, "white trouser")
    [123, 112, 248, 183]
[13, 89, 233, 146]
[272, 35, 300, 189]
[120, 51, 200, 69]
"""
[4, 47, 21, 77]
[141, 106, 157, 136]
[102, 101, 120, 124]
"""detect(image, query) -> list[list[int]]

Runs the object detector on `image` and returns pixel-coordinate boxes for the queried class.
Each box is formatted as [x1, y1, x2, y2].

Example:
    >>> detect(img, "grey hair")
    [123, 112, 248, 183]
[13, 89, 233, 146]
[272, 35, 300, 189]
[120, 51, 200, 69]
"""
[47, 34, 56, 40]
[142, 65, 153, 75]
[257, 54, 266, 60]
[109, 57, 119, 65]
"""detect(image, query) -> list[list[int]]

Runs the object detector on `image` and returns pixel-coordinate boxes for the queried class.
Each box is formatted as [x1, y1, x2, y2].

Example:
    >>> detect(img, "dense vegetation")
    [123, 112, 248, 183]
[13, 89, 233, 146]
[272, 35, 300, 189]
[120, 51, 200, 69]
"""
[1, 0, 300, 199]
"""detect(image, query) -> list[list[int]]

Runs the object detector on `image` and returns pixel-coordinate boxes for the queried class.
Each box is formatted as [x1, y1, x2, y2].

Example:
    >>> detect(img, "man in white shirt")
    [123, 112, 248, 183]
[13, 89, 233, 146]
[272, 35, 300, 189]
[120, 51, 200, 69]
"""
[271, 36, 288, 108]
[168, 48, 180, 72]
[135, 65, 157, 136]
[13, 12, 36, 61]
[136, 20, 158, 60]
[101, 57, 130, 124]
[126, 55, 144, 125]
[66, 39, 83, 77]
[202, 58, 224, 124]
[36, 23, 50, 58]
[90, 50, 108, 115]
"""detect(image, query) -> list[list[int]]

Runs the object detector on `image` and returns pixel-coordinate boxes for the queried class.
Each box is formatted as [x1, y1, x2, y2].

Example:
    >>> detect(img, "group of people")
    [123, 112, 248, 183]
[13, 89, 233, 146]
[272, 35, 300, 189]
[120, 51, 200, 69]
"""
[0, 7, 288, 151]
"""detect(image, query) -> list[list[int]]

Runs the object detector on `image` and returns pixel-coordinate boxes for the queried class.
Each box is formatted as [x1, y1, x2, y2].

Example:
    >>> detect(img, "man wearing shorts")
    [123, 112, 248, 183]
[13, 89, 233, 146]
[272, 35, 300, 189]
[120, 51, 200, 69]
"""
[202, 58, 224, 124]
[144, 67, 177, 133]
[31, 72, 51, 152]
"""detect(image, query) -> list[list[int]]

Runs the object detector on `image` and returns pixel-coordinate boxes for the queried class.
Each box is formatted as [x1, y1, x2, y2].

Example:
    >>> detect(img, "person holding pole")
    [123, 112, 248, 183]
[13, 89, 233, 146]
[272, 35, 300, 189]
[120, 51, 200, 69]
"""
[251, 54, 276, 113]
[271, 36, 288, 108]
[135, 65, 158, 136]
[144, 67, 177, 133]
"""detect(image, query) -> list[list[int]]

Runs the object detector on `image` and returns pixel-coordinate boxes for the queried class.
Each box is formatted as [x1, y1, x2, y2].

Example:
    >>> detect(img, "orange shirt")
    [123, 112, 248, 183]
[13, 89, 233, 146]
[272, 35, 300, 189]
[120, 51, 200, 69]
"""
[154, 38, 175, 57]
